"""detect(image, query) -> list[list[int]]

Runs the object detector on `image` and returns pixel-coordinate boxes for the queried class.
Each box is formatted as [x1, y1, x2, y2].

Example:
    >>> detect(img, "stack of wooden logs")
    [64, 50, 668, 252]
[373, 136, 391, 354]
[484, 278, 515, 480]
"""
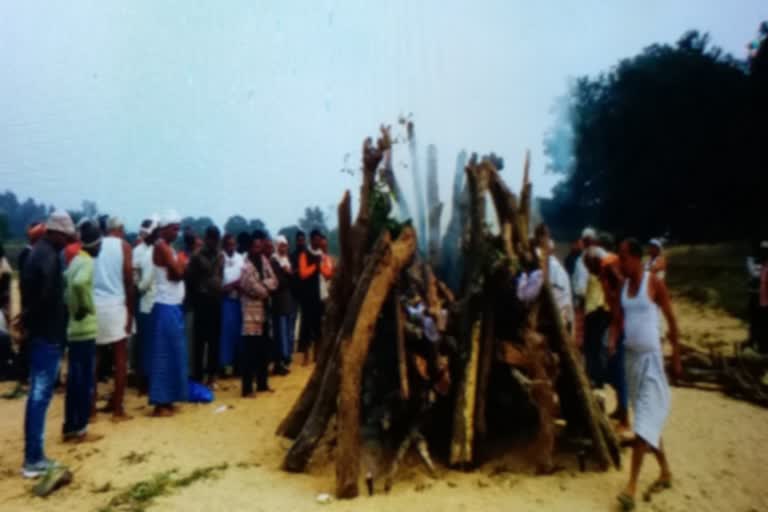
[276, 124, 621, 499]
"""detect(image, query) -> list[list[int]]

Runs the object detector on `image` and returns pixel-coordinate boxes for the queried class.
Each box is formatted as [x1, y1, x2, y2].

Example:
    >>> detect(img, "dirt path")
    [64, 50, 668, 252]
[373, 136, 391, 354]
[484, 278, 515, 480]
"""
[0, 298, 766, 512]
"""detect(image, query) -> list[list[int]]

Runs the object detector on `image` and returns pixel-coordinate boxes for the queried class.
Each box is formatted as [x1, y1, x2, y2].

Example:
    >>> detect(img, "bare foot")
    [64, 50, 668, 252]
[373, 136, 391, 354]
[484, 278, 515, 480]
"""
[111, 412, 134, 423]
[152, 407, 173, 418]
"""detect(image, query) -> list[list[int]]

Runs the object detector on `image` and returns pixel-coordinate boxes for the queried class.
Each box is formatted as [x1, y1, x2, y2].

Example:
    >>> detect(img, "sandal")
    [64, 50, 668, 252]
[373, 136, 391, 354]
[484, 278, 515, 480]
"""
[643, 479, 672, 502]
[617, 493, 635, 511]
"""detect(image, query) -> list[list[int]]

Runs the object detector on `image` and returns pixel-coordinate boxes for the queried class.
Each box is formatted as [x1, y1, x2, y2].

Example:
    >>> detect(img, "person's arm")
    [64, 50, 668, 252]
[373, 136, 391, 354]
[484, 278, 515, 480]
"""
[650, 255, 667, 275]
[607, 276, 624, 354]
[137, 252, 154, 294]
[154, 240, 185, 281]
[239, 265, 268, 299]
[298, 252, 317, 280]
[319, 254, 334, 279]
[122, 241, 134, 334]
[262, 257, 278, 292]
[651, 275, 681, 379]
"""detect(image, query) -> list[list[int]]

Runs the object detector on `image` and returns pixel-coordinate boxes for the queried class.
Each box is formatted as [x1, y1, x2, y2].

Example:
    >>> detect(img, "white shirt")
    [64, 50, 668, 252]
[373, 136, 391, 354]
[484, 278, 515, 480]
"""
[93, 236, 126, 306]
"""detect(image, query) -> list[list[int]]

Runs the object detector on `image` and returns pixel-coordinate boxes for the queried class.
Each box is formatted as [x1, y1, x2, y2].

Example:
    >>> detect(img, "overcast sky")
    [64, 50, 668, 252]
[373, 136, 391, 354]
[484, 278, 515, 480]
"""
[1, 1, 765, 231]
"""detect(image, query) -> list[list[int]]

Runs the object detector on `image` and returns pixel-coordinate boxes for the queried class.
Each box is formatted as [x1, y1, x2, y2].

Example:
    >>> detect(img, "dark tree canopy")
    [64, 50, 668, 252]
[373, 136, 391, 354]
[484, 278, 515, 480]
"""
[297, 206, 328, 235]
[543, 30, 767, 243]
[181, 216, 217, 236]
[0, 191, 51, 239]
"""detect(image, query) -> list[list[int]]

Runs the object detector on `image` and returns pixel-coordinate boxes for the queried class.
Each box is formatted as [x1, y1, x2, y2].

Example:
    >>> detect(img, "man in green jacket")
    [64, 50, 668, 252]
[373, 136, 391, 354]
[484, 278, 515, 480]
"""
[63, 220, 103, 443]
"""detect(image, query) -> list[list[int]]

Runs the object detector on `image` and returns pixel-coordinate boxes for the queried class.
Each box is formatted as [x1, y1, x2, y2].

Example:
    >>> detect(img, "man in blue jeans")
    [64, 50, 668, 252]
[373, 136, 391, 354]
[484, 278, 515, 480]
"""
[19, 210, 75, 478]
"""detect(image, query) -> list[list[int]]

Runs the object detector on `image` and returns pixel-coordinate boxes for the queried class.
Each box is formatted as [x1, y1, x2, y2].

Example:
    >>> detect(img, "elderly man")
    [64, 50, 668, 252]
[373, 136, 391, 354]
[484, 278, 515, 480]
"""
[19, 210, 74, 477]
[614, 238, 681, 510]
[93, 216, 134, 422]
[149, 211, 188, 417]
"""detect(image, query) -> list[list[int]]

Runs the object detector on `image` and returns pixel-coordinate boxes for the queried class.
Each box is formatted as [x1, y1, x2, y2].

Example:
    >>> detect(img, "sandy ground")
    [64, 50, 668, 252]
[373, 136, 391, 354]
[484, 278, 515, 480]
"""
[1, 295, 766, 512]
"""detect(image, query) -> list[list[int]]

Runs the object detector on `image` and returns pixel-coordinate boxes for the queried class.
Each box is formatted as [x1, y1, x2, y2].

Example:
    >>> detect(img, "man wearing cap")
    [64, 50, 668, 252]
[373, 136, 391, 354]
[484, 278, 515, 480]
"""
[62, 220, 104, 443]
[646, 239, 667, 281]
[92, 216, 134, 422]
[19, 210, 74, 477]
[133, 217, 158, 392]
[149, 211, 189, 416]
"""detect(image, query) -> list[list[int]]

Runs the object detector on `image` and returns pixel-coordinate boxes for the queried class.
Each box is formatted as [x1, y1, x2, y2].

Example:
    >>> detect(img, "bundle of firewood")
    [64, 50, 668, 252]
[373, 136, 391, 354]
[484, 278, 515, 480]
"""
[275, 123, 621, 499]
[675, 343, 768, 407]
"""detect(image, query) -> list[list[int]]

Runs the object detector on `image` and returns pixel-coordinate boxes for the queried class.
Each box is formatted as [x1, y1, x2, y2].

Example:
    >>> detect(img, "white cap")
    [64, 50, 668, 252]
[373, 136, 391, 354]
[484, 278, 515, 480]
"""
[139, 214, 160, 236]
[587, 246, 607, 260]
[46, 210, 76, 237]
[158, 209, 182, 228]
[648, 238, 663, 249]
[581, 227, 597, 240]
[107, 216, 124, 231]
[275, 235, 288, 246]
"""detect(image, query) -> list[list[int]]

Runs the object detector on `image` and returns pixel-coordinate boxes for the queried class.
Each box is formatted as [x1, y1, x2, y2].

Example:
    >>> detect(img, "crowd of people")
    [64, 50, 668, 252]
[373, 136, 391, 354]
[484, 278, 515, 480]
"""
[0, 209, 334, 478]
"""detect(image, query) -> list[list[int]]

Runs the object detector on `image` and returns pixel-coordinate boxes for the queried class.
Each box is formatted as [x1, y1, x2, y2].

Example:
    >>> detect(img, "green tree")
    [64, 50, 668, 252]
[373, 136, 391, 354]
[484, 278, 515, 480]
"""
[543, 30, 764, 242]
[224, 215, 248, 235]
[297, 206, 328, 235]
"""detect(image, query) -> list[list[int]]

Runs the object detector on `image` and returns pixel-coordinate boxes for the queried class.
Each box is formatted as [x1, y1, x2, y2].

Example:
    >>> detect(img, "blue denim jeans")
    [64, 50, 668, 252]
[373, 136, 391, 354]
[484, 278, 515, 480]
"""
[274, 313, 297, 365]
[63, 340, 95, 436]
[24, 338, 63, 466]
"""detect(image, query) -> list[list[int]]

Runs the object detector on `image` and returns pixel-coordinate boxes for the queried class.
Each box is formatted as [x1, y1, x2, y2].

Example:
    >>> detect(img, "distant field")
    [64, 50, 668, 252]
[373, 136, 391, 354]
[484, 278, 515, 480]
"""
[666, 242, 749, 320]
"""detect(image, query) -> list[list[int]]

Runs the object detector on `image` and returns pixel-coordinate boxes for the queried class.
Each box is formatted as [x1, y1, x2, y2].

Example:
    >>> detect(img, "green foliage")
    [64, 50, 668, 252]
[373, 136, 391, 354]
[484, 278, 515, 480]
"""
[224, 216, 268, 237]
[0, 190, 51, 238]
[297, 206, 328, 235]
[368, 181, 410, 246]
[98, 464, 229, 512]
[0, 213, 8, 240]
[543, 30, 767, 242]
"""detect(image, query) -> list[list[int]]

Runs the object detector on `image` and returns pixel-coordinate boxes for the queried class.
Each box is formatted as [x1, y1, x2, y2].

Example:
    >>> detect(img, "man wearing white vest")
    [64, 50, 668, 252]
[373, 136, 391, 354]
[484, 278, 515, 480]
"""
[93, 216, 134, 422]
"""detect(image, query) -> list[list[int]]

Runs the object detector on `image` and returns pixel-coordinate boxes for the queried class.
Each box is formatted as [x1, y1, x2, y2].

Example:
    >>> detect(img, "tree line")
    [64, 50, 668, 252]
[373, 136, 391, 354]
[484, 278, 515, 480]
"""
[0, 191, 337, 254]
[542, 27, 768, 243]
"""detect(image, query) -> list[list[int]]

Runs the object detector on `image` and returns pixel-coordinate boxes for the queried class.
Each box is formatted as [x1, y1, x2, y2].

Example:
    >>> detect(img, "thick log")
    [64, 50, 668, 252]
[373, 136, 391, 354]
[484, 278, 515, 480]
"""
[474, 304, 495, 439]
[539, 283, 620, 470]
[450, 316, 482, 467]
[281, 234, 393, 471]
[336, 228, 417, 499]
[276, 191, 353, 439]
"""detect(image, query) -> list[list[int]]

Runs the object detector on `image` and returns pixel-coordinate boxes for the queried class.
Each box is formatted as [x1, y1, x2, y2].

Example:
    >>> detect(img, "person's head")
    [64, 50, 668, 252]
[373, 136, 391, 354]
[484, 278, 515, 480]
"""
[182, 228, 197, 252]
[647, 238, 663, 258]
[309, 229, 323, 250]
[223, 234, 236, 256]
[251, 230, 266, 256]
[275, 235, 289, 256]
[27, 222, 45, 245]
[107, 216, 125, 238]
[264, 238, 275, 257]
[236, 231, 251, 254]
[295, 230, 306, 251]
[581, 226, 597, 248]
[204, 226, 221, 252]
[140, 216, 159, 245]
[533, 223, 550, 246]
[571, 239, 584, 252]
[79, 219, 103, 258]
[158, 210, 182, 244]
[45, 210, 76, 250]
[618, 238, 644, 277]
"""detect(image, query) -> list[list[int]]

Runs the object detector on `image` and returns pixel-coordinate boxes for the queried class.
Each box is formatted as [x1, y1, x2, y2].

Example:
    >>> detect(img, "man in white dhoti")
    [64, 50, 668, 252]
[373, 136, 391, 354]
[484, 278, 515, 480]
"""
[612, 238, 681, 510]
